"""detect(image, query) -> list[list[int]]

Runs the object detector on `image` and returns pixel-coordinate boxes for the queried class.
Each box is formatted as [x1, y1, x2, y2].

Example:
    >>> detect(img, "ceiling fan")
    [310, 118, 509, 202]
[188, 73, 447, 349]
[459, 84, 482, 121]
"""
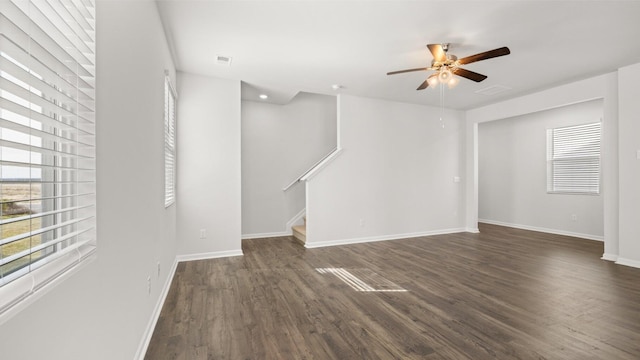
[387, 43, 511, 90]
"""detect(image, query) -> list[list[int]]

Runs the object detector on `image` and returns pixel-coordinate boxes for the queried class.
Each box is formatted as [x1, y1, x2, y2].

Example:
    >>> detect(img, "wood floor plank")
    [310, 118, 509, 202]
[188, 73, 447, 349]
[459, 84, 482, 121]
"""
[145, 225, 640, 359]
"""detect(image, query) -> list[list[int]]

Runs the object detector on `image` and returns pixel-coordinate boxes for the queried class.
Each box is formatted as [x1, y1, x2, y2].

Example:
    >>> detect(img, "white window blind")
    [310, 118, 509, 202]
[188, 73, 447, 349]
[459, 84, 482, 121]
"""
[547, 122, 601, 194]
[0, 0, 96, 316]
[164, 73, 176, 207]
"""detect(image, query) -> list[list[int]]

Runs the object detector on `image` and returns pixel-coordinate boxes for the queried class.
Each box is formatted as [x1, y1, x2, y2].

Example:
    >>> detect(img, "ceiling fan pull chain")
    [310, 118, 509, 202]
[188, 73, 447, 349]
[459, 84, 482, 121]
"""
[440, 83, 445, 129]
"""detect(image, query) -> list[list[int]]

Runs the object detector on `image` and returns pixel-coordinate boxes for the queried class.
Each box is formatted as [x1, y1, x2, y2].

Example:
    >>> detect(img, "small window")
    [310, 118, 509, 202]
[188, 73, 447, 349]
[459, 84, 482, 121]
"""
[164, 75, 177, 207]
[547, 122, 601, 194]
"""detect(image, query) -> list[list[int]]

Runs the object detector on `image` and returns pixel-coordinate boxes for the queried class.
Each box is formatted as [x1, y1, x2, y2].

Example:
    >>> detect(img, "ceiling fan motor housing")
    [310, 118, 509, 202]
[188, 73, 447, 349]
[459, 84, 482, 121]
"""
[431, 54, 458, 70]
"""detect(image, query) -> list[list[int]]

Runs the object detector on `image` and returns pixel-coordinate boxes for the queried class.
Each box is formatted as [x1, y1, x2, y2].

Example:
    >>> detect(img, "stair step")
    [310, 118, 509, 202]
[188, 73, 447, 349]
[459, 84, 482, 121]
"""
[292, 224, 306, 244]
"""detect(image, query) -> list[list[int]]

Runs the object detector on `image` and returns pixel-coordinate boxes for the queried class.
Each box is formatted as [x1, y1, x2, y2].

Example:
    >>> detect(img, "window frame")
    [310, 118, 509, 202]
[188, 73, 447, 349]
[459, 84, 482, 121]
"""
[0, 0, 96, 321]
[546, 121, 602, 195]
[164, 72, 177, 208]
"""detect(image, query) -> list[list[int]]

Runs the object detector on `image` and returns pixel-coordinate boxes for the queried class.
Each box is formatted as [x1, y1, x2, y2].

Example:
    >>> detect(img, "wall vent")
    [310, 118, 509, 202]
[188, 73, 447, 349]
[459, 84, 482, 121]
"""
[216, 55, 232, 66]
[474, 84, 511, 96]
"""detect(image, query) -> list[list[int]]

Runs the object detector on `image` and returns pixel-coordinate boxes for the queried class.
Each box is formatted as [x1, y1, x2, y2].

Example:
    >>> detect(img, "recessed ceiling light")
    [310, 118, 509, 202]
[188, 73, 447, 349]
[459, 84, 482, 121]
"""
[331, 84, 342, 90]
[259, 94, 268, 99]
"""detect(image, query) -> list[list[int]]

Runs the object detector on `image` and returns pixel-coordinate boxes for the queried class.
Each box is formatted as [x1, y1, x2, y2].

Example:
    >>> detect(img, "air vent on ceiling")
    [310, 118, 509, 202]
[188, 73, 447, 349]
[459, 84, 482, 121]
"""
[216, 55, 232, 66]
[474, 84, 511, 96]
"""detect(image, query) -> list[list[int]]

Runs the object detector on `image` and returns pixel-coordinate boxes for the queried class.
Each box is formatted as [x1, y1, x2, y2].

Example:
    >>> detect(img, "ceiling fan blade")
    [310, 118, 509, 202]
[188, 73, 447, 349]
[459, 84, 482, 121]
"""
[416, 79, 429, 90]
[457, 47, 511, 65]
[453, 67, 487, 82]
[417, 73, 439, 90]
[387, 67, 429, 75]
[427, 44, 446, 62]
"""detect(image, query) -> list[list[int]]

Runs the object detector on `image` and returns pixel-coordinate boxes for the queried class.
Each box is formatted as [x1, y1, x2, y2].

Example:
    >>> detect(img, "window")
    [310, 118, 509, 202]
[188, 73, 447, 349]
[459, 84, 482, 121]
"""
[547, 122, 601, 194]
[164, 73, 176, 207]
[0, 0, 96, 315]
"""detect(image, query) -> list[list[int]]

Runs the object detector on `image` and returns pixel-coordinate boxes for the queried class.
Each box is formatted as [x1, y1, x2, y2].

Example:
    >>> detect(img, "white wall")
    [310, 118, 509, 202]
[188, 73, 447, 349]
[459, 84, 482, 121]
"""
[617, 62, 640, 267]
[177, 72, 242, 258]
[241, 92, 336, 237]
[306, 95, 465, 247]
[478, 99, 604, 239]
[601, 73, 619, 261]
[0, 2, 178, 359]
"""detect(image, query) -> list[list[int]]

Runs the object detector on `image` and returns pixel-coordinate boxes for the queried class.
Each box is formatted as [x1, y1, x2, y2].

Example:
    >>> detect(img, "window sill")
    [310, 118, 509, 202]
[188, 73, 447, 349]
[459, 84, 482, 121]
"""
[547, 191, 600, 196]
[0, 245, 96, 326]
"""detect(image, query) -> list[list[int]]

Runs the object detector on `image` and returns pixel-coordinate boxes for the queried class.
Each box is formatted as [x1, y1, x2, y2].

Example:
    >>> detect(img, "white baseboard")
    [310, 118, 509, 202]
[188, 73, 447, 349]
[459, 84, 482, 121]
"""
[465, 227, 480, 233]
[241, 208, 306, 240]
[601, 253, 618, 262]
[478, 219, 604, 242]
[136, 248, 245, 359]
[242, 231, 290, 240]
[176, 249, 243, 262]
[615, 257, 640, 269]
[134, 258, 178, 360]
[304, 228, 466, 249]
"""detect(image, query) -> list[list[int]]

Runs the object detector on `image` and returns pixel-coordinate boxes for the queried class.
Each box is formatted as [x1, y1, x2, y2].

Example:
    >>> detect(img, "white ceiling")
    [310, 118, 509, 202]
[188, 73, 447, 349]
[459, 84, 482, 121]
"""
[156, 1, 640, 109]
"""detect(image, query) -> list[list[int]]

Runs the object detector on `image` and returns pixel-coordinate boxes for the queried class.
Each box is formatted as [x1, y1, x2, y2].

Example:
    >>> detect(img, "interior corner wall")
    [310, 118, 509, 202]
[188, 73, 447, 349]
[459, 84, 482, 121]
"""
[602, 72, 619, 260]
[177, 72, 242, 256]
[241, 93, 337, 237]
[0, 2, 178, 359]
[478, 99, 604, 239]
[464, 120, 478, 232]
[305, 95, 465, 246]
[617, 62, 640, 266]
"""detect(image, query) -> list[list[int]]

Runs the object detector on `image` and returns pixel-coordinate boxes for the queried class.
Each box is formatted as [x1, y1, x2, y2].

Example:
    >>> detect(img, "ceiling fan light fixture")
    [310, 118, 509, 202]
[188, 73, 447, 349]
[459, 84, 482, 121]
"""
[438, 67, 453, 82]
[448, 76, 460, 89]
[427, 76, 439, 88]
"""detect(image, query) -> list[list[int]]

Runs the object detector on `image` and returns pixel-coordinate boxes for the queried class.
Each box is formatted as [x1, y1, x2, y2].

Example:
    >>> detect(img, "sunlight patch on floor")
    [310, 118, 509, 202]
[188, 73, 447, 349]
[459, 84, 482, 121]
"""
[316, 267, 407, 292]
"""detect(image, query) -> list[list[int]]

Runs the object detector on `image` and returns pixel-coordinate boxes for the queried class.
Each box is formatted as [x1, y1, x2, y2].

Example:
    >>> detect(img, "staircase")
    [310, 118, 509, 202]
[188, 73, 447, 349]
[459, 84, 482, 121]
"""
[284, 148, 342, 246]
[292, 217, 306, 244]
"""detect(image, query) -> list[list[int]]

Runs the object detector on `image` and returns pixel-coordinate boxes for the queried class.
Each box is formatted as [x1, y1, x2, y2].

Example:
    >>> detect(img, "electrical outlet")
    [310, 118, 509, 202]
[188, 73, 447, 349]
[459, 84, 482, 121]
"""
[147, 276, 151, 295]
[199, 229, 206, 239]
[571, 214, 578, 221]
[359, 219, 365, 227]
[157, 262, 161, 278]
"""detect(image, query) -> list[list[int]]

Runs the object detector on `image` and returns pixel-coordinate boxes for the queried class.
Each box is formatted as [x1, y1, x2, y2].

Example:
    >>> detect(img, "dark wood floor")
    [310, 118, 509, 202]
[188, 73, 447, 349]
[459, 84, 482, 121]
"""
[145, 224, 640, 359]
